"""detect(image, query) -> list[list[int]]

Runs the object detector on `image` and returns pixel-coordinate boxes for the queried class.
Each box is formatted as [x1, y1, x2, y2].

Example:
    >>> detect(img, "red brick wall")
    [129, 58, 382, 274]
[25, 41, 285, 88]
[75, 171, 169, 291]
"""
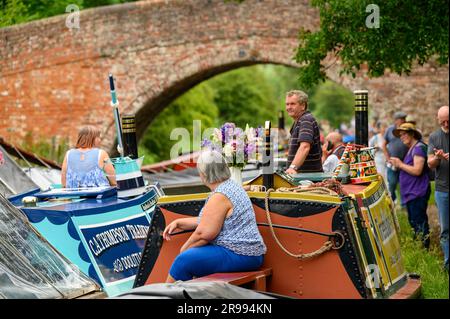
[0, 0, 448, 154]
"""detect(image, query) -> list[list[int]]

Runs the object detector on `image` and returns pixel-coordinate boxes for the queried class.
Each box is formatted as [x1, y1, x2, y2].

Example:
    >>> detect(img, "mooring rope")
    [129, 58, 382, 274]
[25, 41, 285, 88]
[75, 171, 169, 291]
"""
[276, 186, 337, 196]
[264, 188, 344, 259]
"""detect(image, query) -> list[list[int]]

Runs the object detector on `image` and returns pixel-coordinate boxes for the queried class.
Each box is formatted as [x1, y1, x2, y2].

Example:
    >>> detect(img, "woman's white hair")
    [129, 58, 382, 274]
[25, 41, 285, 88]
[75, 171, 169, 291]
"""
[197, 150, 230, 184]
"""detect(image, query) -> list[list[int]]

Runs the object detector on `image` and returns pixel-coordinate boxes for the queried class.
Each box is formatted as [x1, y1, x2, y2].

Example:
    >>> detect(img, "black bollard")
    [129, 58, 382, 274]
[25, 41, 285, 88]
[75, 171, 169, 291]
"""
[278, 110, 285, 130]
[262, 121, 274, 189]
[354, 90, 369, 146]
[121, 114, 138, 159]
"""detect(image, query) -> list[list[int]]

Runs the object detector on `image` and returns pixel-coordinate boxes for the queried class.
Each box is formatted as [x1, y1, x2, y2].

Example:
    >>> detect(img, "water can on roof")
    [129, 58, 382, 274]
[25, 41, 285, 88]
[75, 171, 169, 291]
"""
[111, 156, 146, 198]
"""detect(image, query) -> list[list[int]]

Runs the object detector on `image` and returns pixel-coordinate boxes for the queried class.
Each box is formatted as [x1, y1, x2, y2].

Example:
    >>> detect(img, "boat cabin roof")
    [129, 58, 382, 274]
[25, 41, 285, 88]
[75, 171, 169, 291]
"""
[8, 186, 157, 217]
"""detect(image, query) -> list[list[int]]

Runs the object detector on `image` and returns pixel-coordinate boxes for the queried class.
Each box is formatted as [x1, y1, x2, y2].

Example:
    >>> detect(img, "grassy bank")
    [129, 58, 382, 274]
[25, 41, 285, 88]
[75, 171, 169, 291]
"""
[397, 209, 449, 299]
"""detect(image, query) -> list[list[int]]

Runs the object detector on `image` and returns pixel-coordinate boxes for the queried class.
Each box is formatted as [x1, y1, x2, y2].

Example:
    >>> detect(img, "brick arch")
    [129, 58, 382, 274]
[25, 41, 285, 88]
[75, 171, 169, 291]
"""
[0, 0, 447, 153]
[129, 56, 298, 143]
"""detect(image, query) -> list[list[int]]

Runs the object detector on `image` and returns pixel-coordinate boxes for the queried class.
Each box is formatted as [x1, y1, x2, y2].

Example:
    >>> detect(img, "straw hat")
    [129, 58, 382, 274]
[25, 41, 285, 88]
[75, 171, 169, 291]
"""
[393, 122, 422, 140]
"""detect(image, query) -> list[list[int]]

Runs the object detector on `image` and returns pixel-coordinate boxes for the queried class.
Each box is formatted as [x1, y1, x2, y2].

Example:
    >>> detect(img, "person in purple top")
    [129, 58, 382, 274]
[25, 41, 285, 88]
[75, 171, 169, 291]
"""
[389, 122, 430, 249]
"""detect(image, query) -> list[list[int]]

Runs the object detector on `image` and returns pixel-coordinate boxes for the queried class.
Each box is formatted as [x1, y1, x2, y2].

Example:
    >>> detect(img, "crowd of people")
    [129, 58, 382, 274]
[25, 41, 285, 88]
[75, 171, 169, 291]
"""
[1, 91, 447, 278]
[283, 89, 448, 271]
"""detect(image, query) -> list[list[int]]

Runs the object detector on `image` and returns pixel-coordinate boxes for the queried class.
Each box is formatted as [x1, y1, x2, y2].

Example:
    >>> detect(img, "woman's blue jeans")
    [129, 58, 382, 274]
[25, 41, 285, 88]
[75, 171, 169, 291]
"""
[435, 191, 449, 270]
[405, 188, 431, 249]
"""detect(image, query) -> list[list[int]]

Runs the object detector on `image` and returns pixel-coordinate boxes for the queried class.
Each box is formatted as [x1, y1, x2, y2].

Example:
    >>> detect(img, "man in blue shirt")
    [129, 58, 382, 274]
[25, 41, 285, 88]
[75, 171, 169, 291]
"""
[382, 111, 409, 205]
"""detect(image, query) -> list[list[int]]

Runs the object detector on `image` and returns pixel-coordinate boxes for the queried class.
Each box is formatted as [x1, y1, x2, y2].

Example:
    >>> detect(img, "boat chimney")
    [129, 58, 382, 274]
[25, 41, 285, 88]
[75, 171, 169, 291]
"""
[278, 110, 285, 130]
[354, 90, 369, 146]
[262, 121, 274, 189]
[121, 114, 138, 159]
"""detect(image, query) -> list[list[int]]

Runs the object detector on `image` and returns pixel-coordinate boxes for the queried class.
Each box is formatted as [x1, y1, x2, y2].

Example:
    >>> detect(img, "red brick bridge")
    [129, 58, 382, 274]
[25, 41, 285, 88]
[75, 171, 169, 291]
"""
[0, 0, 448, 153]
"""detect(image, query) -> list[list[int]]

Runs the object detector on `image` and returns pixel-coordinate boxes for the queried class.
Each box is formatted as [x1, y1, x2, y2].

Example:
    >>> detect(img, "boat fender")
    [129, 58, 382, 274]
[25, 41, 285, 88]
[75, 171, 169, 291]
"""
[22, 196, 38, 207]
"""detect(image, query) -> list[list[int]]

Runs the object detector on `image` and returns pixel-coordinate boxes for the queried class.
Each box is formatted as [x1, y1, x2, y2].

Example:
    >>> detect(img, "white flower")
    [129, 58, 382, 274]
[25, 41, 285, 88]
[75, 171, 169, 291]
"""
[212, 128, 222, 143]
[223, 144, 233, 157]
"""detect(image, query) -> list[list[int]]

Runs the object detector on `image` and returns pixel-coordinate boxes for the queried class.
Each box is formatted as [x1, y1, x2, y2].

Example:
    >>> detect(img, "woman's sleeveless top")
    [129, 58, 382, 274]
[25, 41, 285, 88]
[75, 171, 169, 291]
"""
[198, 179, 267, 256]
[65, 148, 110, 188]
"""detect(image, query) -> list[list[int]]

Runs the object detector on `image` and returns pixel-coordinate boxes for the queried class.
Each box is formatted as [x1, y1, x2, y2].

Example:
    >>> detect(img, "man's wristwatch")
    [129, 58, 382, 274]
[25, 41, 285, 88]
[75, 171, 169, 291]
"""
[289, 164, 298, 171]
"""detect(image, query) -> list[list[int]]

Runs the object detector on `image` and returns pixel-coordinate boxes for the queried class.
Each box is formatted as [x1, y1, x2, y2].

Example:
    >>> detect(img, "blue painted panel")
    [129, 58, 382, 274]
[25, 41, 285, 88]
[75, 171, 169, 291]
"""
[111, 157, 142, 175]
[78, 214, 149, 282]
[12, 188, 158, 297]
[29, 219, 91, 276]
[104, 278, 136, 297]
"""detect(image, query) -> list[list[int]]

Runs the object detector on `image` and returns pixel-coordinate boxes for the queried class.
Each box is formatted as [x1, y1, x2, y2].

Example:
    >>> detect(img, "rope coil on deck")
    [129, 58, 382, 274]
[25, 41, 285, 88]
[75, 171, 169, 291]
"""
[264, 188, 344, 259]
[276, 186, 338, 196]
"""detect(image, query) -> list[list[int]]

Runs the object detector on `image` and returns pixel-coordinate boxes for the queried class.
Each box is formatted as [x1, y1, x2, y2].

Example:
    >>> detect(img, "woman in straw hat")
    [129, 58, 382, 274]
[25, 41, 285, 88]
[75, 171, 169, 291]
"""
[389, 122, 430, 248]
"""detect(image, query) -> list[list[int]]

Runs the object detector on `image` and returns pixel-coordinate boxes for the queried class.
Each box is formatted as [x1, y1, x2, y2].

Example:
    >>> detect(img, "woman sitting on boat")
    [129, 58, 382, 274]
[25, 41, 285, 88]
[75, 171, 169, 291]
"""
[61, 126, 116, 188]
[163, 150, 267, 282]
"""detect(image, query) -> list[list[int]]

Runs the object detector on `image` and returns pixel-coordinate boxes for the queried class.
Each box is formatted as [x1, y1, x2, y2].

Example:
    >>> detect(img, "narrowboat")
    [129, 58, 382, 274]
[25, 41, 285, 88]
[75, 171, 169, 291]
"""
[131, 170, 421, 299]
[4, 83, 422, 299]
[128, 91, 421, 299]
[8, 175, 163, 297]
[0, 191, 102, 299]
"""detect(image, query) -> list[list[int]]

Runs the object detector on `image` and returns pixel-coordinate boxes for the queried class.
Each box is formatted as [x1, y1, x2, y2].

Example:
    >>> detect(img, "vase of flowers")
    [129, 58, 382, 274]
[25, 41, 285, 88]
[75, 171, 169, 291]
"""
[229, 166, 243, 185]
[202, 122, 262, 185]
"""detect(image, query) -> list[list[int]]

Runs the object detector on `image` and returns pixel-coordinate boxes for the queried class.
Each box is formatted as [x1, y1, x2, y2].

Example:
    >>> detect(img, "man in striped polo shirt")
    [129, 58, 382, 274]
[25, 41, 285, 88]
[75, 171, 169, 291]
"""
[285, 90, 323, 174]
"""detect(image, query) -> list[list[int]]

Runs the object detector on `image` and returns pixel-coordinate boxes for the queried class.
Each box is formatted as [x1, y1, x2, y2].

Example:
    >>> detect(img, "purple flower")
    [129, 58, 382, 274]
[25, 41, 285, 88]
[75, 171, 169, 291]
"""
[255, 126, 263, 138]
[246, 143, 256, 156]
[201, 138, 212, 149]
[221, 123, 237, 144]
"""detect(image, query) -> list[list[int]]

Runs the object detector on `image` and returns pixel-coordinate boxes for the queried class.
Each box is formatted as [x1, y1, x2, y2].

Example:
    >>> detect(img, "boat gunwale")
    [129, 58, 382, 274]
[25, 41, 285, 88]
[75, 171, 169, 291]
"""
[157, 191, 344, 205]
[11, 188, 159, 217]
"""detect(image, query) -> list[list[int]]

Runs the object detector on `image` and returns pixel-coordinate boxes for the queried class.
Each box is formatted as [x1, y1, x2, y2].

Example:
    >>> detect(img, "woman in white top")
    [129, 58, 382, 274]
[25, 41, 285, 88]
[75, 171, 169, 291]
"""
[61, 126, 116, 188]
[369, 121, 387, 181]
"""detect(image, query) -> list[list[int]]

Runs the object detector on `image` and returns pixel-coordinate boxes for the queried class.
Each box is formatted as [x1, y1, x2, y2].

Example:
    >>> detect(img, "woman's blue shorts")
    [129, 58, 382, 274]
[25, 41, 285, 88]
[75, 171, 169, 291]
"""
[169, 244, 264, 281]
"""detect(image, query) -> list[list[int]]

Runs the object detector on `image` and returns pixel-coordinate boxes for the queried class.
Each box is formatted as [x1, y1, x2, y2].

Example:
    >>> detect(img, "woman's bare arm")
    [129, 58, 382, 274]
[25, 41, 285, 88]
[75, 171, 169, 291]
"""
[163, 217, 199, 241]
[99, 150, 116, 186]
[396, 155, 426, 176]
[61, 152, 68, 187]
[180, 193, 232, 252]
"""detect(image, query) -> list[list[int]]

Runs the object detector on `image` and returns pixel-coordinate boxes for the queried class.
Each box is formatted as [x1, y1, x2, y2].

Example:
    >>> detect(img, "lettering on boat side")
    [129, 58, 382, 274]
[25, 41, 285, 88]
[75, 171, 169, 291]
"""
[378, 211, 394, 244]
[88, 227, 130, 256]
[113, 252, 142, 273]
[87, 224, 149, 257]
[79, 214, 150, 283]
[141, 197, 157, 212]
[365, 264, 381, 289]
[177, 303, 272, 316]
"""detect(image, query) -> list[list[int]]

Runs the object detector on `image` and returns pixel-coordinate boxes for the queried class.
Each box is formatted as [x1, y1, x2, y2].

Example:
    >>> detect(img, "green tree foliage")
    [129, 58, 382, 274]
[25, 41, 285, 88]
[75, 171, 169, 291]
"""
[259, 64, 304, 129]
[138, 65, 301, 164]
[309, 80, 354, 129]
[24, 0, 83, 21]
[296, 0, 449, 88]
[209, 66, 279, 128]
[0, 0, 29, 27]
[0, 0, 136, 27]
[81, 0, 136, 9]
[140, 83, 218, 163]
